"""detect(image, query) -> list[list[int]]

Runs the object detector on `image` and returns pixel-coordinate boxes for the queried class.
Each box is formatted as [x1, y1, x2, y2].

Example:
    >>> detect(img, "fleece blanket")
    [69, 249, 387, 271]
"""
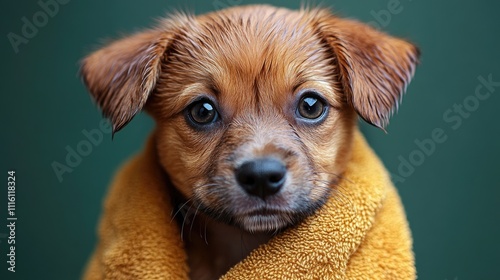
[83, 129, 415, 279]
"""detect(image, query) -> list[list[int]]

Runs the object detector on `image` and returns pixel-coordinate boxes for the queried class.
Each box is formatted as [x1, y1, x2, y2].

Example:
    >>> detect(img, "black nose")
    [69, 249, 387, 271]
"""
[235, 158, 287, 199]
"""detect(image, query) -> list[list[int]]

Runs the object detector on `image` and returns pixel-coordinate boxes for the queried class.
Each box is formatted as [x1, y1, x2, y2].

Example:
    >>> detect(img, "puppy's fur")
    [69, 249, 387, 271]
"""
[81, 5, 418, 279]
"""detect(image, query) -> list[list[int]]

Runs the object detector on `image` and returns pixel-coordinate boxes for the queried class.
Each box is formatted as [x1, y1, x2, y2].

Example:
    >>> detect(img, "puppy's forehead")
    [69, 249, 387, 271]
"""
[162, 6, 336, 107]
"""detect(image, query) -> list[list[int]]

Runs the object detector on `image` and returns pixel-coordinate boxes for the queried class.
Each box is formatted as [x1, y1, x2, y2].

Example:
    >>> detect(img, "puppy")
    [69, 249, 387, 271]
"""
[81, 5, 418, 279]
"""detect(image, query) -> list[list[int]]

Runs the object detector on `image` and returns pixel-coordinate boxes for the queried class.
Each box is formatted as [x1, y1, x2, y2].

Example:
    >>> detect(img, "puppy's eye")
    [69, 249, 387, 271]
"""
[188, 99, 218, 125]
[297, 93, 327, 120]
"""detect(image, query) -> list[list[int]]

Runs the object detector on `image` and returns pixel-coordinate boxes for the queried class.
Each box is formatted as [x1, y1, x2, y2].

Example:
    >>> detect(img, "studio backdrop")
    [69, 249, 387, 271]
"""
[1, 0, 499, 279]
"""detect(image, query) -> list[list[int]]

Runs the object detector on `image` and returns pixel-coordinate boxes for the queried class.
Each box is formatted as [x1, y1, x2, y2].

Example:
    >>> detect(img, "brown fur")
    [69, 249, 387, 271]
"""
[81, 5, 419, 279]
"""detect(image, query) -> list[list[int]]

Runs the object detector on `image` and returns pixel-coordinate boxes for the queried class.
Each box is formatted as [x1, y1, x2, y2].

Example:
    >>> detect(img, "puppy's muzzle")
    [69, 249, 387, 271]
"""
[235, 157, 287, 200]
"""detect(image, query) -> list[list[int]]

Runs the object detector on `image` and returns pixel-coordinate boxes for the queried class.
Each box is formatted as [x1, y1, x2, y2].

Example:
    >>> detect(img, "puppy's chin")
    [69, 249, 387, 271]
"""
[236, 214, 294, 233]
[194, 189, 331, 233]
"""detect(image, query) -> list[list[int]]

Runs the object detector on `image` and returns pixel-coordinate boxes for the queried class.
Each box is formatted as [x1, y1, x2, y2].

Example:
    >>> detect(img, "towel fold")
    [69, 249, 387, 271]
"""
[83, 129, 415, 279]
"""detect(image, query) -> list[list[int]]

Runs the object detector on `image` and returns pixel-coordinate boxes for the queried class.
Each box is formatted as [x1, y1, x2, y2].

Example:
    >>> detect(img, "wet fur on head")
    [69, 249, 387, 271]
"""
[80, 5, 419, 232]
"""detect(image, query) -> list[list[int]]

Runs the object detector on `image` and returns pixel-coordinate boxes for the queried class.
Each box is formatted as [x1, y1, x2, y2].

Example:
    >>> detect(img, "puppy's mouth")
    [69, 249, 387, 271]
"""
[199, 203, 299, 233]
[192, 186, 330, 233]
[234, 207, 299, 233]
[187, 158, 333, 233]
[244, 207, 285, 216]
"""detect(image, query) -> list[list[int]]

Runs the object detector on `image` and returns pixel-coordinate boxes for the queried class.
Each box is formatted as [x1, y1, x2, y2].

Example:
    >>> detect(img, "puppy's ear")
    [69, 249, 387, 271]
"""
[318, 15, 420, 129]
[80, 30, 172, 133]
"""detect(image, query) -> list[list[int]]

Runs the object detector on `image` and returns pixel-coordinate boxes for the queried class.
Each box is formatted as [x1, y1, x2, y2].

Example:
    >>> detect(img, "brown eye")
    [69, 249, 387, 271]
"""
[297, 94, 326, 120]
[188, 99, 218, 125]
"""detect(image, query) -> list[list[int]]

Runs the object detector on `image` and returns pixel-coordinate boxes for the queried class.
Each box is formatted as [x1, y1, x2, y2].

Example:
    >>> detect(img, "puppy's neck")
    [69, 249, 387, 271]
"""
[170, 188, 273, 280]
[185, 213, 272, 280]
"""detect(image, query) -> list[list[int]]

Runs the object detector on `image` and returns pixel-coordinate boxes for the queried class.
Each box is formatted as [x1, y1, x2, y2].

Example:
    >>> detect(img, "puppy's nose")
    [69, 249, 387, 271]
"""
[235, 158, 286, 199]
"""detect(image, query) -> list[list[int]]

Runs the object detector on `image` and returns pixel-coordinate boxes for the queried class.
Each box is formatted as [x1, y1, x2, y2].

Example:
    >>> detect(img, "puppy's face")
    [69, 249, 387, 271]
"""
[81, 6, 419, 232]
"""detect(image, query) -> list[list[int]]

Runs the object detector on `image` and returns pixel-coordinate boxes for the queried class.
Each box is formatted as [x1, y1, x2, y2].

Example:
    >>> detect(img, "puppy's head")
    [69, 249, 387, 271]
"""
[81, 5, 419, 232]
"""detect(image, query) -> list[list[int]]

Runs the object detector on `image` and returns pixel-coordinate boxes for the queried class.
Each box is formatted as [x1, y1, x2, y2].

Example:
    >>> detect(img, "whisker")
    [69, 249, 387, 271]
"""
[189, 202, 202, 239]
[203, 218, 208, 245]
[315, 170, 354, 184]
[180, 202, 194, 242]
[170, 197, 194, 222]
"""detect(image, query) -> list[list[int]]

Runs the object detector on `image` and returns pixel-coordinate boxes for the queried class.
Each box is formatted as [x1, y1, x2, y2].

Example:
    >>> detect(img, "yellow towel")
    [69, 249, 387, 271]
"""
[83, 129, 415, 279]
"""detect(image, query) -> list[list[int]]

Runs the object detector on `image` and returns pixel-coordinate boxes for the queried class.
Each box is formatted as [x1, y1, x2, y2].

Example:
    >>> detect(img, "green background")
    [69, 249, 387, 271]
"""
[1, 0, 499, 279]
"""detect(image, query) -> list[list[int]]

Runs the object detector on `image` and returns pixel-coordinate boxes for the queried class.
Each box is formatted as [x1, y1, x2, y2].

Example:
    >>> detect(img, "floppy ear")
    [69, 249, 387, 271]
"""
[318, 16, 420, 129]
[80, 30, 172, 133]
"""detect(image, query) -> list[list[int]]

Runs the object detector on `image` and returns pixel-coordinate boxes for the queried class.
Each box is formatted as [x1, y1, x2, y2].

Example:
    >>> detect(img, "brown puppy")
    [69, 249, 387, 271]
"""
[81, 5, 418, 279]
